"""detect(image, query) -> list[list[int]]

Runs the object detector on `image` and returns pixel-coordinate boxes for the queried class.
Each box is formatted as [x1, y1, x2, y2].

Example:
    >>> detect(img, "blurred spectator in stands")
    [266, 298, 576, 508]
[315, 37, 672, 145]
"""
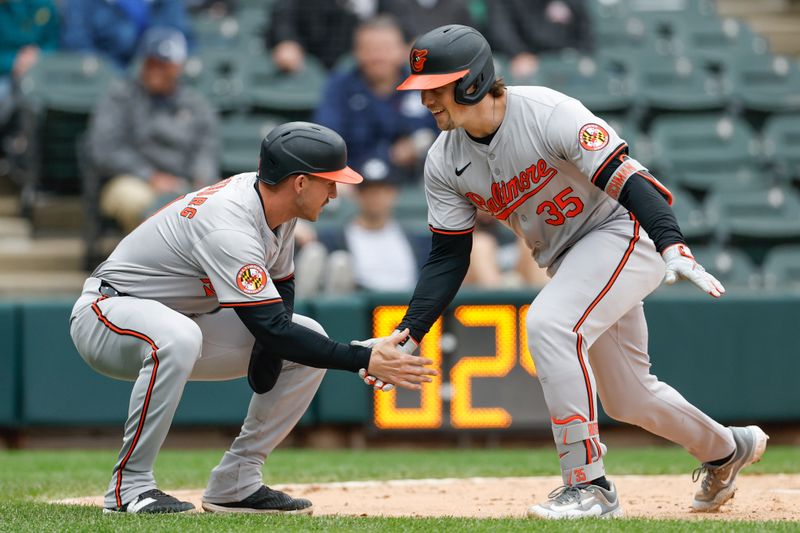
[301, 158, 426, 295]
[86, 27, 218, 233]
[267, 0, 376, 72]
[465, 211, 550, 288]
[379, 0, 473, 43]
[314, 15, 436, 186]
[487, 0, 594, 79]
[61, 0, 192, 71]
[0, 0, 58, 140]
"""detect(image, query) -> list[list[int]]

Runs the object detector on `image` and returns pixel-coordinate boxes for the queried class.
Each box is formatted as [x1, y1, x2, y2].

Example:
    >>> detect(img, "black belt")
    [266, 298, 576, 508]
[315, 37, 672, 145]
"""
[99, 280, 129, 297]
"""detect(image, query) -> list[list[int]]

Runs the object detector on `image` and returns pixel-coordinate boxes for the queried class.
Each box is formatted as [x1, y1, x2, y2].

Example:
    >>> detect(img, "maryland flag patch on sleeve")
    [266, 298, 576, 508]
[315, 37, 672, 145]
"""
[579, 123, 609, 151]
[236, 264, 267, 294]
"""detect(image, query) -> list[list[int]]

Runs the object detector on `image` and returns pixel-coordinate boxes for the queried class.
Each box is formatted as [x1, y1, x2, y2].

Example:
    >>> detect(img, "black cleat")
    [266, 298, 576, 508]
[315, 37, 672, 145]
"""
[103, 488, 195, 514]
[202, 485, 313, 514]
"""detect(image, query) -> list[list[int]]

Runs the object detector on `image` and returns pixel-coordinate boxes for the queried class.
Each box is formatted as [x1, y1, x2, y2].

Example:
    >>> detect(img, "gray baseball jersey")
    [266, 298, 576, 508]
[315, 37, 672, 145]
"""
[93, 172, 296, 314]
[425, 86, 634, 268]
[71, 172, 323, 509]
[422, 86, 734, 486]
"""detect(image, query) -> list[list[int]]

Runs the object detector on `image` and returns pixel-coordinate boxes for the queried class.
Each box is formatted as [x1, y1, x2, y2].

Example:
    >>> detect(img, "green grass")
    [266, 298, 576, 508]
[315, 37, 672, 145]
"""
[1, 446, 798, 531]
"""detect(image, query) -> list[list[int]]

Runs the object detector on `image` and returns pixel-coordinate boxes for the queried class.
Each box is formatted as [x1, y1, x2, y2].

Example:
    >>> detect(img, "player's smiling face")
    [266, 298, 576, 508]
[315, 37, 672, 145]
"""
[421, 82, 466, 131]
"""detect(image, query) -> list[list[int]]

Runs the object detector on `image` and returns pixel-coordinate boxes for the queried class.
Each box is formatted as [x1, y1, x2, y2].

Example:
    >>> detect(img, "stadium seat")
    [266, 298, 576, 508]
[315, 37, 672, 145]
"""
[602, 118, 654, 170]
[649, 114, 761, 193]
[492, 53, 512, 82]
[183, 48, 246, 112]
[16, 53, 118, 203]
[243, 55, 327, 115]
[235, 7, 271, 47]
[671, 17, 769, 65]
[191, 15, 244, 50]
[702, 167, 765, 194]
[689, 245, 760, 289]
[625, 0, 717, 18]
[18, 52, 116, 114]
[393, 183, 428, 229]
[511, 53, 631, 115]
[237, 0, 276, 10]
[632, 53, 728, 112]
[589, 1, 655, 55]
[705, 186, 800, 246]
[762, 114, 800, 184]
[219, 114, 282, 176]
[670, 186, 713, 244]
[762, 245, 800, 290]
[729, 54, 800, 113]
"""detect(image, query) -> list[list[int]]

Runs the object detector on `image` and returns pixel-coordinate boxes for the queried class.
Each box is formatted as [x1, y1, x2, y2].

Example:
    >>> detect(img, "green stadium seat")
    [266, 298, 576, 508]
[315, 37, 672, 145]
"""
[393, 183, 429, 235]
[705, 186, 800, 245]
[16, 53, 118, 201]
[702, 167, 766, 193]
[626, 0, 717, 16]
[671, 18, 769, 65]
[235, 7, 271, 45]
[18, 52, 117, 113]
[602, 118, 654, 169]
[491, 53, 512, 81]
[219, 114, 283, 176]
[762, 114, 800, 183]
[632, 53, 728, 112]
[511, 53, 631, 114]
[191, 15, 244, 49]
[183, 48, 246, 111]
[590, 2, 650, 54]
[237, 0, 276, 11]
[394, 183, 428, 220]
[762, 245, 800, 290]
[729, 54, 800, 113]
[649, 114, 761, 193]
[670, 186, 713, 243]
[689, 245, 760, 289]
[243, 55, 327, 114]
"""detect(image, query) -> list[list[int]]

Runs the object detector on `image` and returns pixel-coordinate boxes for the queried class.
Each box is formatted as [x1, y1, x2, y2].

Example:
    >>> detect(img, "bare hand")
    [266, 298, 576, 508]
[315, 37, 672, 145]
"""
[510, 53, 539, 79]
[272, 41, 304, 72]
[149, 172, 184, 194]
[366, 329, 436, 391]
[13, 46, 40, 79]
[390, 137, 418, 168]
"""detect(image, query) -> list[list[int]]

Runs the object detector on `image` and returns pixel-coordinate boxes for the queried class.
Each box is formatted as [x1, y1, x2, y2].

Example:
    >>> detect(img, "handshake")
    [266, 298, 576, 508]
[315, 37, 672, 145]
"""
[351, 329, 430, 392]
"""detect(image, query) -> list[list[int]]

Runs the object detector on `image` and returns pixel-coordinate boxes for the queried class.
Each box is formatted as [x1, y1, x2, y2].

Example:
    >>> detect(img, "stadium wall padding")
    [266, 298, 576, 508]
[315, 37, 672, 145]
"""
[2, 290, 796, 428]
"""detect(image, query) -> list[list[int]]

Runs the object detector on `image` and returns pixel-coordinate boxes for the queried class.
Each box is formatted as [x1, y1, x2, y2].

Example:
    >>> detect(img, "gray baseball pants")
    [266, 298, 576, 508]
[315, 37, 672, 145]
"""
[526, 214, 735, 485]
[70, 278, 325, 508]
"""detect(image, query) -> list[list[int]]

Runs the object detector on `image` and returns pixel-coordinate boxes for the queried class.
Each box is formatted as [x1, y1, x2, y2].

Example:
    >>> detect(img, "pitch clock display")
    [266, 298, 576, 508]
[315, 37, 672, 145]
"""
[370, 304, 551, 431]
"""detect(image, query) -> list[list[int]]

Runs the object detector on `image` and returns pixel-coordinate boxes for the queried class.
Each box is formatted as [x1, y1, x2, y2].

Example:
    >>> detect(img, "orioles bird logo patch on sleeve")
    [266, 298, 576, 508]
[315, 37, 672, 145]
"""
[236, 264, 267, 294]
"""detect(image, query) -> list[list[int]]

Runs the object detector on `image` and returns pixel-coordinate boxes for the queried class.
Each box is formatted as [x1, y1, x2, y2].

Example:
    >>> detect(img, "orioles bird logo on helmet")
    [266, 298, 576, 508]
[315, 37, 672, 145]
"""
[410, 49, 428, 73]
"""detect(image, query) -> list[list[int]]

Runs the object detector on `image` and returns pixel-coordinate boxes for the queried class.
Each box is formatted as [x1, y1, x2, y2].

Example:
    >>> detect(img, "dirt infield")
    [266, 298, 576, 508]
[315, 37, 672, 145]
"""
[57, 474, 800, 520]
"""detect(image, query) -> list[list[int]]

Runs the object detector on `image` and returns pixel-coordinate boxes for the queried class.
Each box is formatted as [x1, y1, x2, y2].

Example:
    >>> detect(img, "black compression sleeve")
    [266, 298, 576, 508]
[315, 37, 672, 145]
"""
[618, 173, 685, 252]
[274, 275, 295, 316]
[235, 303, 370, 373]
[398, 230, 472, 342]
[248, 273, 294, 393]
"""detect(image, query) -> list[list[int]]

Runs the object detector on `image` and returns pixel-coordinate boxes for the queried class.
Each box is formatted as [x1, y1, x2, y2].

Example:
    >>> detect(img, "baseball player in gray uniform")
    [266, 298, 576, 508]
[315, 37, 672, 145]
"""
[69, 122, 436, 514]
[357, 25, 768, 519]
